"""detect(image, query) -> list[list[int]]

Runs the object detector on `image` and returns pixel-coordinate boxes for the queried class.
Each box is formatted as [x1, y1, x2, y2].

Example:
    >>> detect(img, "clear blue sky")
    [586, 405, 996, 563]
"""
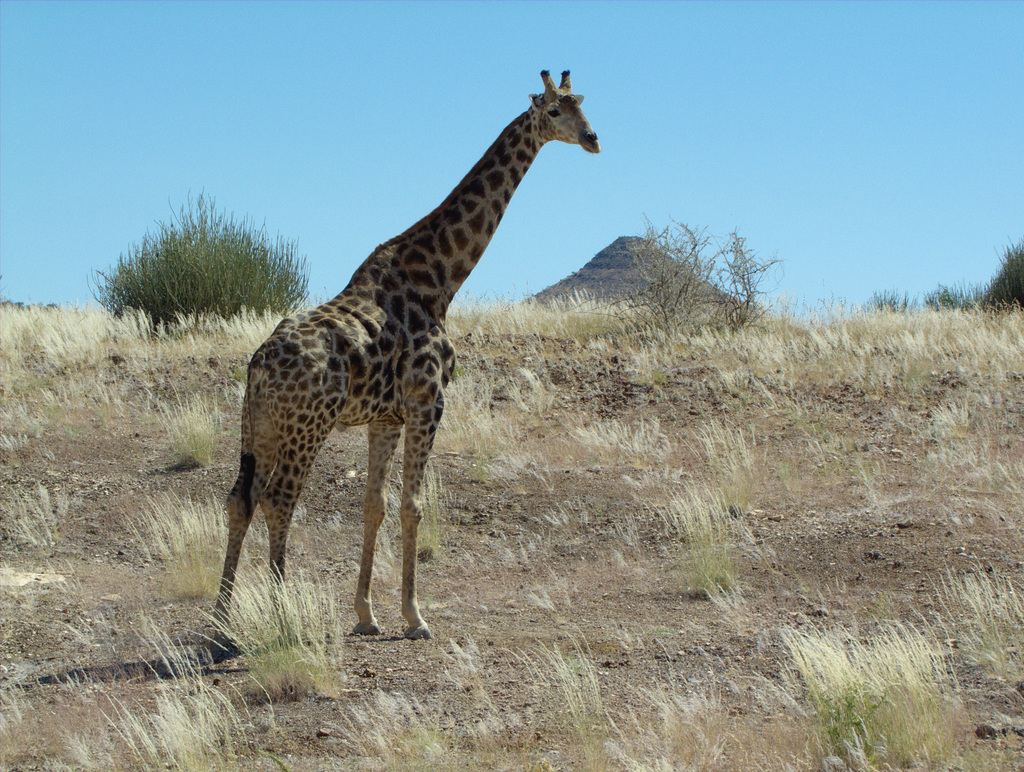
[2, 1, 1022, 309]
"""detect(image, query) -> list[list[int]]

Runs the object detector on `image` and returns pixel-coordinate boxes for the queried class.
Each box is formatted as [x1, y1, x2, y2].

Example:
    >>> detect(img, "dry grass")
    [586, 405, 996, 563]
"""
[105, 622, 248, 770]
[2, 684, 119, 770]
[221, 569, 347, 702]
[436, 366, 510, 459]
[940, 570, 1024, 682]
[507, 367, 557, 416]
[782, 622, 962, 767]
[567, 417, 672, 468]
[609, 685, 814, 772]
[448, 292, 623, 342]
[689, 305, 1024, 395]
[160, 395, 222, 467]
[524, 640, 611, 771]
[109, 680, 243, 771]
[135, 493, 227, 600]
[418, 466, 449, 561]
[695, 421, 759, 513]
[1, 619, 250, 771]
[335, 690, 451, 770]
[0, 483, 67, 553]
[662, 484, 740, 596]
[0, 304, 279, 375]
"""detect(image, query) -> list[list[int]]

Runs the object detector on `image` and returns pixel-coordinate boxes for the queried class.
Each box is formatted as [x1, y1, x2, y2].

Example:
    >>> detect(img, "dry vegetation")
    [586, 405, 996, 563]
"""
[2, 297, 1023, 771]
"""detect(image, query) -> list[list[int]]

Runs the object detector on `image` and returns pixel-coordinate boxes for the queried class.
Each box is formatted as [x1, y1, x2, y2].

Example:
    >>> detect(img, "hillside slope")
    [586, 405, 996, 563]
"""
[534, 235, 643, 302]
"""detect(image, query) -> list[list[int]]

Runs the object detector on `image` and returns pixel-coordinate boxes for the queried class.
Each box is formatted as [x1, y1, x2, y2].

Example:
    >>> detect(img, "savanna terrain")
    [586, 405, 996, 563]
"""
[2, 298, 1023, 771]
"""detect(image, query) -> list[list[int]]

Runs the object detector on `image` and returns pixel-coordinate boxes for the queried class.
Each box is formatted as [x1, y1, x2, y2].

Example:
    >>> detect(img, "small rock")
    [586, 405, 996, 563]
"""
[316, 727, 332, 738]
[975, 723, 1000, 739]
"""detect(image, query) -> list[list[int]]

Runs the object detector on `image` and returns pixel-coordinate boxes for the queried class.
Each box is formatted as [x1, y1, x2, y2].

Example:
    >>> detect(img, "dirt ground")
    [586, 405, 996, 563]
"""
[2, 318, 1023, 771]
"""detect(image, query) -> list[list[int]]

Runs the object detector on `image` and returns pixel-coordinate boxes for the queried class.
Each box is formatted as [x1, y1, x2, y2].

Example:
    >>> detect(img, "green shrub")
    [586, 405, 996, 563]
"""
[923, 281, 984, 310]
[866, 288, 915, 313]
[92, 193, 308, 325]
[983, 238, 1024, 309]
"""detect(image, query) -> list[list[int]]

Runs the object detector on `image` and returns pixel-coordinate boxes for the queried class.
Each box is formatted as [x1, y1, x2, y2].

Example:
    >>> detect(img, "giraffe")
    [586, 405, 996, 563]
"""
[214, 70, 599, 640]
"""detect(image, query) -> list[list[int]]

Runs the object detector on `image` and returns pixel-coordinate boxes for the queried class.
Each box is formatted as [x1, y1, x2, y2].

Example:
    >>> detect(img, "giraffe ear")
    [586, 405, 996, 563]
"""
[574, 95, 584, 105]
[530, 93, 545, 108]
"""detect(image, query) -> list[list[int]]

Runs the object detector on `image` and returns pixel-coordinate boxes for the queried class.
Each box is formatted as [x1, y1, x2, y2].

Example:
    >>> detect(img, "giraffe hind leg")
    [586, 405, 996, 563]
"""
[261, 425, 331, 586]
[215, 449, 273, 626]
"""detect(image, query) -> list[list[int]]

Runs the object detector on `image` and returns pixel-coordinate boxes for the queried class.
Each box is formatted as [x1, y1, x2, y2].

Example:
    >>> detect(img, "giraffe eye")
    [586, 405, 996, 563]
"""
[547, 108, 560, 117]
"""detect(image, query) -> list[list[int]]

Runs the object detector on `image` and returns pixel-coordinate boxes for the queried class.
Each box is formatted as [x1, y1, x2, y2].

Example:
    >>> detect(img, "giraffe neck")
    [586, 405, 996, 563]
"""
[349, 110, 547, 316]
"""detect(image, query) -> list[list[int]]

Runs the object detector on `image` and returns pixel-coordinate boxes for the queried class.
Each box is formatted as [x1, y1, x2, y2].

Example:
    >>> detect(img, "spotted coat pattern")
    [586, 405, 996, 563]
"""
[214, 71, 600, 639]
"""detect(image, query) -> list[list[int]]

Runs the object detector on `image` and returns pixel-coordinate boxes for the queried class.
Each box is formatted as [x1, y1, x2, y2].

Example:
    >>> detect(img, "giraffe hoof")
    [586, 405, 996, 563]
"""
[209, 631, 240, 658]
[404, 624, 433, 641]
[352, 622, 383, 636]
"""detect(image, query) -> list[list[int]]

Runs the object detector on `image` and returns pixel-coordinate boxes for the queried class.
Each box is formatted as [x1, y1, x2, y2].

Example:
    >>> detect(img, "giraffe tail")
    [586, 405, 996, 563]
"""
[237, 452, 256, 511]
[230, 348, 270, 511]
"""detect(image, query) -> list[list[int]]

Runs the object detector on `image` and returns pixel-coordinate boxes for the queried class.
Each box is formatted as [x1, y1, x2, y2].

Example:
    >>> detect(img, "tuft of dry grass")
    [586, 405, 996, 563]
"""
[940, 569, 1024, 682]
[104, 621, 248, 771]
[336, 690, 450, 770]
[220, 569, 346, 702]
[507, 367, 557, 416]
[1, 682, 123, 770]
[782, 622, 961, 767]
[160, 395, 222, 467]
[663, 484, 740, 596]
[0, 484, 68, 553]
[110, 682, 242, 771]
[609, 685, 815, 772]
[696, 420, 758, 513]
[436, 366, 510, 459]
[443, 637, 496, 712]
[567, 417, 672, 469]
[524, 641, 611, 771]
[1, 618, 250, 771]
[418, 466, 449, 562]
[136, 493, 226, 600]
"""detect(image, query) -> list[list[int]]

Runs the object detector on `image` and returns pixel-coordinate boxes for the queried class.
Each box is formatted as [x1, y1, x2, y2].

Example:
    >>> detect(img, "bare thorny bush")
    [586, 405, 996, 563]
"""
[622, 217, 781, 334]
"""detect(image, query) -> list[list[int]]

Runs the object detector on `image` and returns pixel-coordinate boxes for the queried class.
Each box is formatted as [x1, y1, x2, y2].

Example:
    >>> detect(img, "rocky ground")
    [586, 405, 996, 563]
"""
[2, 306, 1023, 770]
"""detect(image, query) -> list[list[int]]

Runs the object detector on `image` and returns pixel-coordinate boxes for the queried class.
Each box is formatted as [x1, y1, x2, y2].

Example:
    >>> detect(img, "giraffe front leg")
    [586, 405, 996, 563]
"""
[353, 421, 402, 636]
[399, 412, 437, 640]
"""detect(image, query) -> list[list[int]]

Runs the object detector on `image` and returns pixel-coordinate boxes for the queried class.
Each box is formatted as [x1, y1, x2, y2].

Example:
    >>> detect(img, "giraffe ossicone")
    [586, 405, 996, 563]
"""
[214, 70, 599, 640]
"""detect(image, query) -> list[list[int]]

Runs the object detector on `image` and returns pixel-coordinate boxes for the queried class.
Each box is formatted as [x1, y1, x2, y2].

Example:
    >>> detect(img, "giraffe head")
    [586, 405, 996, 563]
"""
[530, 70, 601, 154]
